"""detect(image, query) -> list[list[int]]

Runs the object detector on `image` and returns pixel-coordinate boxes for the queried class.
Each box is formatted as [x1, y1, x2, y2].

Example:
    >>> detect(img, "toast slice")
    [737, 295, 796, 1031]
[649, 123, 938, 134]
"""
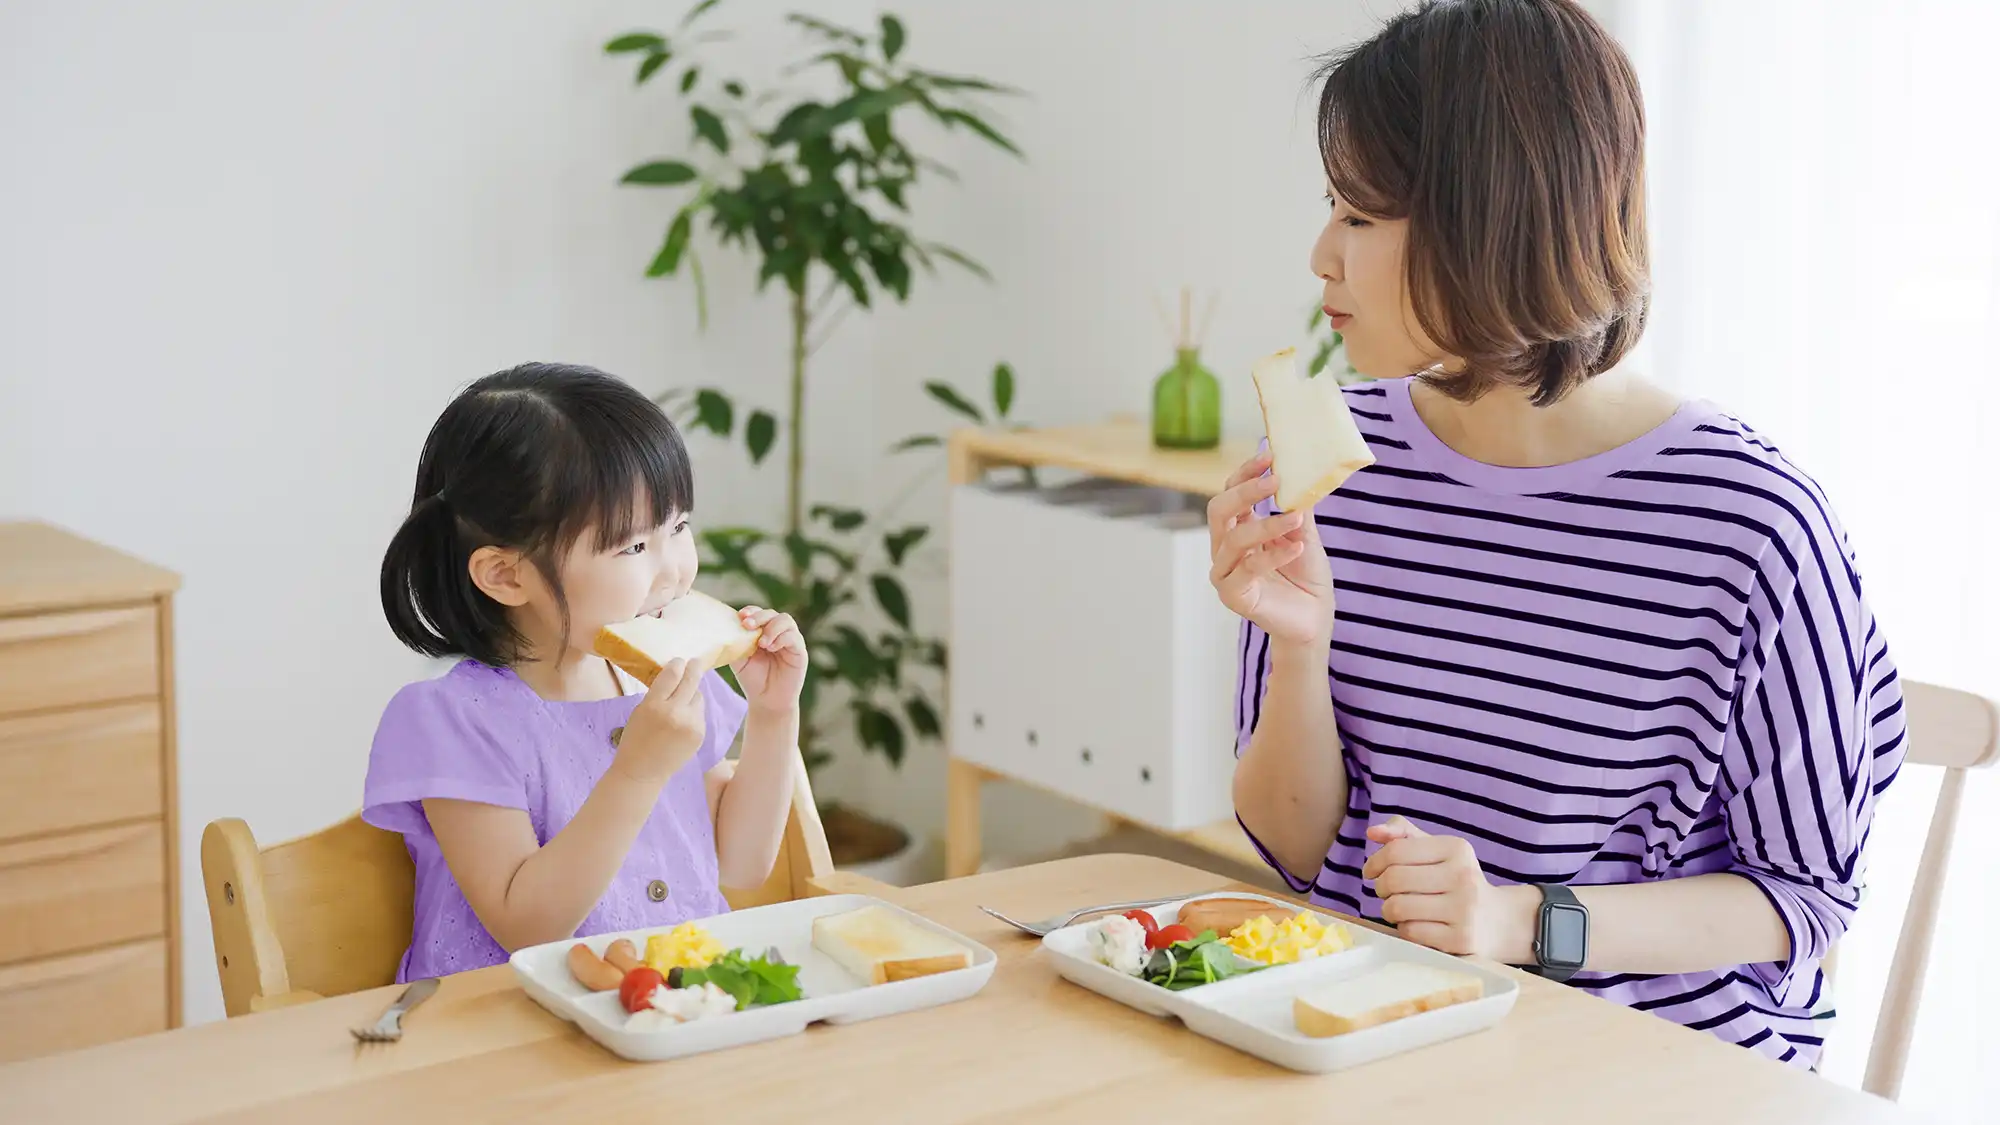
[1250, 346, 1376, 512]
[1292, 961, 1483, 1037]
[812, 905, 971, 985]
[594, 590, 760, 686]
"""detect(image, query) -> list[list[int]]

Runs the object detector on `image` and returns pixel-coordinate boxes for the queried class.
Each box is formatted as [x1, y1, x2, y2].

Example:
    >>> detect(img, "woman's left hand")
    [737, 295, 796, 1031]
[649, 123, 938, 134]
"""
[732, 607, 808, 710]
[1362, 816, 1527, 960]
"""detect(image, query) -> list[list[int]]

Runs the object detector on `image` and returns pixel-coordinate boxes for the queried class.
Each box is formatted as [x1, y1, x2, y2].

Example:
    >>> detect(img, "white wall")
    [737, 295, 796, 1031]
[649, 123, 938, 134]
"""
[0, 0, 1389, 1026]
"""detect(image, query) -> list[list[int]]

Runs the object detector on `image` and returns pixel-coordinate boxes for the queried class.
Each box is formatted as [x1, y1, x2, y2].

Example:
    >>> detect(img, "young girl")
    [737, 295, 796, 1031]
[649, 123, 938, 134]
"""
[1216, 0, 1903, 1070]
[363, 362, 806, 982]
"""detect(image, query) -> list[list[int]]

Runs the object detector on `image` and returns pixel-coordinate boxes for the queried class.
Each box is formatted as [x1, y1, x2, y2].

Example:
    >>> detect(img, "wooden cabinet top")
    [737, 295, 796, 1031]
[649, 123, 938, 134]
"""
[0, 522, 181, 615]
[948, 420, 1259, 497]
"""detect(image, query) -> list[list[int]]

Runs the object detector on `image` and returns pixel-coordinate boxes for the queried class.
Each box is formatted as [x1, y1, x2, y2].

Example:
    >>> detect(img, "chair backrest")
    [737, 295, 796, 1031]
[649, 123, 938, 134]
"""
[201, 755, 832, 1016]
[1856, 680, 1998, 1100]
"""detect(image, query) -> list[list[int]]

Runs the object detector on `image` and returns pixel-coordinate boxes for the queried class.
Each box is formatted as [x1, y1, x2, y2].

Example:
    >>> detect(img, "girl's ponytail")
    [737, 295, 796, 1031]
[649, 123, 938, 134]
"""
[379, 492, 517, 667]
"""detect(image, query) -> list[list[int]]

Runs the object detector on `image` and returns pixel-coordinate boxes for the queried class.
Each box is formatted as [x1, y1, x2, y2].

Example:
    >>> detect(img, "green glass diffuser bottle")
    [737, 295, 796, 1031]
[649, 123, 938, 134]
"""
[1151, 288, 1221, 449]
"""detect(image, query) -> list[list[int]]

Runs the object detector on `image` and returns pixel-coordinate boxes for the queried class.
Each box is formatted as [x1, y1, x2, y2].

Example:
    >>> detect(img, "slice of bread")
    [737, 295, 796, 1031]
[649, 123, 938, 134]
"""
[812, 905, 971, 985]
[1292, 961, 1483, 1038]
[594, 591, 760, 686]
[1250, 346, 1376, 512]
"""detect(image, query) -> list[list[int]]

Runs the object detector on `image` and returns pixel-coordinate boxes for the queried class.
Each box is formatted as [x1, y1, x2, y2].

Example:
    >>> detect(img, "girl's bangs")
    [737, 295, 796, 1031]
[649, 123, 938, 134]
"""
[553, 401, 695, 553]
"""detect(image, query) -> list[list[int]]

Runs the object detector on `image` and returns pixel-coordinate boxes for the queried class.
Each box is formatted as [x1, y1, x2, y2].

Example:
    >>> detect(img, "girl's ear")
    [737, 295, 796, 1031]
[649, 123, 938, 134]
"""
[467, 545, 531, 607]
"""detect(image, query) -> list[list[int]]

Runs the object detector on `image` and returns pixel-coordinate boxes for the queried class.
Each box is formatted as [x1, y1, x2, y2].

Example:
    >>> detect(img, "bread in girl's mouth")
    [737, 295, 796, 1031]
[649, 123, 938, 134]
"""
[1250, 346, 1376, 513]
[594, 590, 759, 685]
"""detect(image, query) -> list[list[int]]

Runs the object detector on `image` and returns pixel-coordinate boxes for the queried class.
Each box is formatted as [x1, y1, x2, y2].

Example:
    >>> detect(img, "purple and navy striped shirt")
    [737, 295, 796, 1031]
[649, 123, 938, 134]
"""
[1233, 375, 1906, 1070]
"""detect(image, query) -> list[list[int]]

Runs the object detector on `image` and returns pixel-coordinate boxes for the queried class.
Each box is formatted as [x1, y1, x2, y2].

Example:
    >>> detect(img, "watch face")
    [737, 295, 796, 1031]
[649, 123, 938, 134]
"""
[1543, 902, 1588, 968]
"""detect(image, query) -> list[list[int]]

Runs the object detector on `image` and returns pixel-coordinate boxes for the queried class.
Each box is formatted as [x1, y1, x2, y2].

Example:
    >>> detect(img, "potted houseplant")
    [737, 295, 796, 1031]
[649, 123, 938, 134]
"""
[605, 2, 1024, 880]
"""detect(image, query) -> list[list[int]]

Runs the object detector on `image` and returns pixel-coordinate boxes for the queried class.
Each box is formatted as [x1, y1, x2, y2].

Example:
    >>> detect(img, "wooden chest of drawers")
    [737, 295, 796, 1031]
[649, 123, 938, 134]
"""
[0, 522, 180, 1062]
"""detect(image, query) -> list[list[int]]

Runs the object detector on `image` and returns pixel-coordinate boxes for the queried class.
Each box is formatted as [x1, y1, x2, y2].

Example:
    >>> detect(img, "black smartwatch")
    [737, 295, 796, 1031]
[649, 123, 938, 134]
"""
[1524, 884, 1588, 982]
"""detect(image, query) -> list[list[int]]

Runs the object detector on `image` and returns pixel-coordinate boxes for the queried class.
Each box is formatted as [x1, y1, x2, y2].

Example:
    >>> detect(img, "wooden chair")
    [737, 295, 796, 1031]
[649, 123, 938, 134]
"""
[201, 756, 847, 1016]
[1845, 680, 1999, 1100]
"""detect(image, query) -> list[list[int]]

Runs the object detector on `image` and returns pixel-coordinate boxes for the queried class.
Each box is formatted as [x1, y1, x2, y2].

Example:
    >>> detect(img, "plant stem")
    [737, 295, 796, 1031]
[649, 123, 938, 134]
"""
[787, 283, 809, 589]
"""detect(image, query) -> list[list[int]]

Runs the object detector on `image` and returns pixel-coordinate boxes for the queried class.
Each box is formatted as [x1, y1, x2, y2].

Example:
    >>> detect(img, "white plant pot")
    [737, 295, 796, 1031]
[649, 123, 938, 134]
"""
[836, 827, 931, 887]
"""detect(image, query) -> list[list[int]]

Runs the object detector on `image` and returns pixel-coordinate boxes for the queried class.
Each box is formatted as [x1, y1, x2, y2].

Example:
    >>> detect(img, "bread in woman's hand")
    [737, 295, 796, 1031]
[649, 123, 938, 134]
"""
[595, 591, 760, 685]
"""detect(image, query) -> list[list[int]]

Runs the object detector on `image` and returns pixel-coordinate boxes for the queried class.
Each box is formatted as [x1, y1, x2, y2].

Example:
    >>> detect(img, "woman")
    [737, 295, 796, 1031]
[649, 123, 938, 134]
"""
[1213, 0, 1904, 1070]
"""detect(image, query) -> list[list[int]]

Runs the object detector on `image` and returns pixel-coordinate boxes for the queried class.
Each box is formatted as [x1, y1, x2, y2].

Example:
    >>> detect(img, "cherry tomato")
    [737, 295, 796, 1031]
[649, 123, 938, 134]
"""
[619, 966, 666, 1013]
[1148, 923, 1195, 951]
[1122, 909, 1160, 935]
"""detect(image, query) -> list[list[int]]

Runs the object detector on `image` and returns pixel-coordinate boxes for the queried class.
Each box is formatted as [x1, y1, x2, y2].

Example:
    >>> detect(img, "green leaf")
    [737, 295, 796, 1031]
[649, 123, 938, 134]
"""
[606, 32, 667, 54]
[749, 571, 800, 610]
[1306, 305, 1326, 331]
[680, 0, 723, 29]
[883, 525, 928, 565]
[890, 434, 942, 453]
[917, 71, 1017, 94]
[992, 362, 1015, 417]
[905, 695, 941, 738]
[745, 409, 777, 464]
[691, 105, 729, 153]
[637, 51, 672, 84]
[852, 701, 906, 766]
[694, 388, 733, 435]
[871, 573, 910, 629]
[724, 80, 745, 98]
[680, 66, 701, 93]
[647, 212, 694, 277]
[937, 108, 1021, 156]
[924, 381, 985, 423]
[783, 532, 813, 574]
[928, 243, 992, 281]
[880, 15, 907, 61]
[623, 161, 698, 186]
[788, 14, 866, 45]
[809, 504, 865, 532]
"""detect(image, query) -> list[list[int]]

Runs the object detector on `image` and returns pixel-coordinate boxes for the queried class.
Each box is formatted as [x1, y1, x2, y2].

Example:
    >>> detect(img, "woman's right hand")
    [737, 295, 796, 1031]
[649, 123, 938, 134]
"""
[610, 658, 709, 786]
[1207, 453, 1337, 647]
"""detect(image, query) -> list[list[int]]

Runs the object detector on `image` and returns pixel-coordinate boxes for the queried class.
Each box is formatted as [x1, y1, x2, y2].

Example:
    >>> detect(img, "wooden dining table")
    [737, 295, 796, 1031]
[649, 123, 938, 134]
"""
[0, 854, 1919, 1124]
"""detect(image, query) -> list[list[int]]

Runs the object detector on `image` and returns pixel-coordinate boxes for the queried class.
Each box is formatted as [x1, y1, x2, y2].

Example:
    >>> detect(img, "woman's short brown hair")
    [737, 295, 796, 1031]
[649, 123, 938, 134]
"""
[1317, 0, 1649, 406]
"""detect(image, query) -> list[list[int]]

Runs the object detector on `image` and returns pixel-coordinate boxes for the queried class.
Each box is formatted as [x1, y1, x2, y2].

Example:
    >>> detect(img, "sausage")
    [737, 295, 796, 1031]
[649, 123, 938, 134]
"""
[602, 939, 641, 975]
[567, 943, 624, 991]
[1176, 897, 1295, 937]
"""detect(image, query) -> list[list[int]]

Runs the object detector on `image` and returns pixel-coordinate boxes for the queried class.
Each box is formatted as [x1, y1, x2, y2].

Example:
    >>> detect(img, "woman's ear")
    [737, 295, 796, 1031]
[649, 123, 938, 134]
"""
[467, 545, 531, 607]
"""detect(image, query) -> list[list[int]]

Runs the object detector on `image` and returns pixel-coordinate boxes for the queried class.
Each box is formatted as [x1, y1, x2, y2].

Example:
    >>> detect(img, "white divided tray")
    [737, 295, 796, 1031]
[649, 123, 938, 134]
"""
[1040, 892, 1519, 1073]
[511, 894, 997, 1063]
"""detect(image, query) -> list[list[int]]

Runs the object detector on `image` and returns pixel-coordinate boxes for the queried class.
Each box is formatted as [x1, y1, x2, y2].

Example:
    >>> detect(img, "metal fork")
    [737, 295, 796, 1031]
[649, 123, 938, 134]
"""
[977, 894, 1206, 937]
[350, 977, 440, 1044]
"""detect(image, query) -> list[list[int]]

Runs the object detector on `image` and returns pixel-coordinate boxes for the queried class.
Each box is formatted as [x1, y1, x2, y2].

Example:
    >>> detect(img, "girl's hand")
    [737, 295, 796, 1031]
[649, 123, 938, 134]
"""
[733, 607, 807, 711]
[1208, 452, 1337, 647]
[611, 658, 710, 786]
[1362, 816, 1527, 960]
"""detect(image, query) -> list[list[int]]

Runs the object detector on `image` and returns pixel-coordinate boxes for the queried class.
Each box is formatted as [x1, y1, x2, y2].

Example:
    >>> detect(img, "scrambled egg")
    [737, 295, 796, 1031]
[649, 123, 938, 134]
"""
[1224, 912, 1353, 965]
[643, 922, 724, 973]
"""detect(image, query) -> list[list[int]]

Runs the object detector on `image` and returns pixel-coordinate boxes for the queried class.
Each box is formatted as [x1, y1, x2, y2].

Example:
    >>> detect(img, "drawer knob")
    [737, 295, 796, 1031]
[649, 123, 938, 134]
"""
[1140, 766, 1153, 783]
[1080, 748, 1092, 764]
[1026, 730, 1038, 747]
[973, 713, 985, 730]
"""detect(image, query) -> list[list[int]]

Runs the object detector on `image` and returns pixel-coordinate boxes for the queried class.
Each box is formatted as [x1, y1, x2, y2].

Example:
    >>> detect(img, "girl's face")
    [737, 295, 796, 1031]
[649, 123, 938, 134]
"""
[1310, 188, 1452, 379]
[510, 504, 701, 662]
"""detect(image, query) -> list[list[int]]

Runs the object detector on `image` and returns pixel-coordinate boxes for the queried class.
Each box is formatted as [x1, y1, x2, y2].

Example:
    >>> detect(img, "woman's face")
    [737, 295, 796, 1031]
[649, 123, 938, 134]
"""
[1310, 188, 1450, 379]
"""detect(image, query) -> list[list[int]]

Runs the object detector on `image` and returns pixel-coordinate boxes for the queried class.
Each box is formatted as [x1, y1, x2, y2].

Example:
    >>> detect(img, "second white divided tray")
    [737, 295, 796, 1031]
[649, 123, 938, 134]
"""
[1040, 892, 1519, 1073]
[510, 893, 997, 1063]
